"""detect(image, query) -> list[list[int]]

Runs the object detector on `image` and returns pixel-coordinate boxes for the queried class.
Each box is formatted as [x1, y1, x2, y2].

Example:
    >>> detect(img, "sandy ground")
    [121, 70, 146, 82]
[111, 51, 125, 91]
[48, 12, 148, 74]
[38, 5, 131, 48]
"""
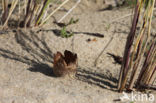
[0, 1, 156, 103]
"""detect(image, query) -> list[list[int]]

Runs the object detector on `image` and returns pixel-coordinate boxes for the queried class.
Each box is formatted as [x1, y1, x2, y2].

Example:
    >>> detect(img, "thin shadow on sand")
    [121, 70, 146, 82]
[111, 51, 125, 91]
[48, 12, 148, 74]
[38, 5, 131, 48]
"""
[0, 30, 55, 77]
[37, 29, 104, 38]
[94, 25, 117, 66]
[76, 68, 118, 91]
[16, 30, 53, 63]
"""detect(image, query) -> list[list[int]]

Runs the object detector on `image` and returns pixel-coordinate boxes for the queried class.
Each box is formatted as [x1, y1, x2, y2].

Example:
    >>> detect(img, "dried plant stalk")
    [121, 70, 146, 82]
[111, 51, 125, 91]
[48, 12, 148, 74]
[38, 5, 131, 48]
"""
[35, 0, 51, 26]
[1, 0, 8, 24]
[138, 39, 156, 86]
[118, 0, 156, 92]
[118, 1, 141, 92]
[128, 5, 151, 89]
[58, 0, 81, 23]
[136, 0, 156, 88]
[21, 0, 32, 27]
[3, 0, 18, 28]
[27, 1, 38, 27]
[39, 0, 70, 26]
[149, 67, 156, 85]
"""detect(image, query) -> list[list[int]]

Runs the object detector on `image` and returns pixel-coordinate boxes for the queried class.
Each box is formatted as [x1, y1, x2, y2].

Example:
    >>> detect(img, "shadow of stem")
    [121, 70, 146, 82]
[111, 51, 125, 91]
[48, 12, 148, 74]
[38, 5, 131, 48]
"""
[0, 29, 54, 77]
[76, 68, 118, 91]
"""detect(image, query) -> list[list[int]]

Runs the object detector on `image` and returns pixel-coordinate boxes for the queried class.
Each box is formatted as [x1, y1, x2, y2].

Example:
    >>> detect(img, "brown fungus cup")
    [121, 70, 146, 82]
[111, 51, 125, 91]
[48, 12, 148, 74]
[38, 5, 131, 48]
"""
[53, 50, 78, 77]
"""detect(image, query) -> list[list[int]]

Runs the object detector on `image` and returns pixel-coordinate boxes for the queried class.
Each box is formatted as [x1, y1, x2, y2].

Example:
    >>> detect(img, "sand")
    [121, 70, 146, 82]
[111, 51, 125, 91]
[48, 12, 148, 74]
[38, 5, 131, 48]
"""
[0, 1, 156, 103]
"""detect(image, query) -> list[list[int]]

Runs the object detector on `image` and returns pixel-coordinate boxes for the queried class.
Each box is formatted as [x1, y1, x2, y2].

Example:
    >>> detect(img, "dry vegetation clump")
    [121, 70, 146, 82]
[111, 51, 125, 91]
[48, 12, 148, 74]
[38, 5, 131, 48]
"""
[0, 0, 80, 28]
[118, 0, 156, 92]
